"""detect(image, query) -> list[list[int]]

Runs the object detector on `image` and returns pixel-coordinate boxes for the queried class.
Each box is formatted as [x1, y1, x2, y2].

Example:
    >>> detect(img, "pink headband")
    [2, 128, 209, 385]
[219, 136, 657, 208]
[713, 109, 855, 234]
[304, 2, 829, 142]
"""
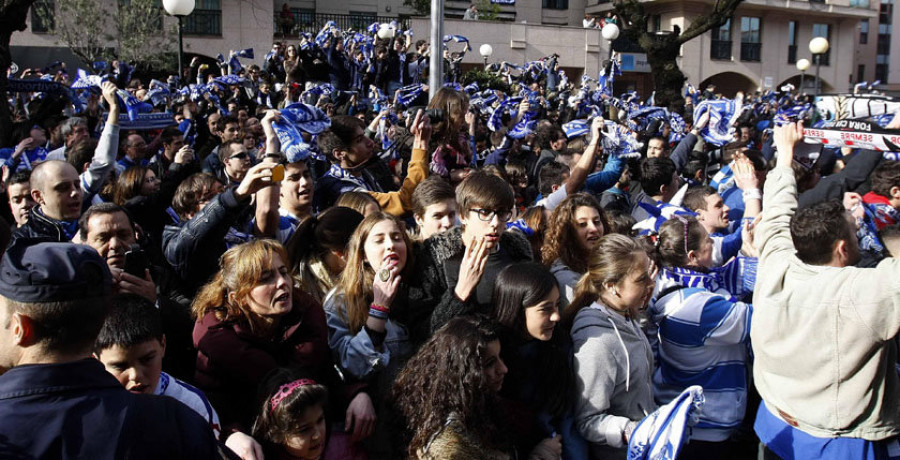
[269, 378, 317, 413]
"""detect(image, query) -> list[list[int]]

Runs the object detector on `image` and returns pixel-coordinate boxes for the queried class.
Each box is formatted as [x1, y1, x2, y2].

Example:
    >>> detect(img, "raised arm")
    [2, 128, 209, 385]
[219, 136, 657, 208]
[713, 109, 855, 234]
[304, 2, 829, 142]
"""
[367, 109, 432, 216]
[254, 110, 282, 237]
[756, 122, 803, 262]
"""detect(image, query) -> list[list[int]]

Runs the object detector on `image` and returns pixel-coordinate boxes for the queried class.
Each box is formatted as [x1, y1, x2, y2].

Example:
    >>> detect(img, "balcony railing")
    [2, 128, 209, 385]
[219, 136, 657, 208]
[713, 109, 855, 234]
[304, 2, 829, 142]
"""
[710, 39, 732, 60]
[275, 11, 411, 37]
[740, 42, 761, 62]
[788, 45, 797, 64]
[184, 9, 221, 36]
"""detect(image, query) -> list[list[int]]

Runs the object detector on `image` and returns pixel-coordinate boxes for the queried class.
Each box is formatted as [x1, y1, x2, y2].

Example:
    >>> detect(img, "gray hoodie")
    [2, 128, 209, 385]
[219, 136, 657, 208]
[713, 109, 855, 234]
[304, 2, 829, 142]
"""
[570, 302, 656, 459]
[550, 258, 581, 309]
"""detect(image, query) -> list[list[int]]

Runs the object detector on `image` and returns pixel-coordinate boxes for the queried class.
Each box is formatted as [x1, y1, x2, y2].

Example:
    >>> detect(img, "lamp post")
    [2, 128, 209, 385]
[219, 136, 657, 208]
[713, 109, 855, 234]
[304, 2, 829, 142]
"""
[796, 58, 810, 96]
[808, 37, 829, 98]
[479, 44, 493, 69]
[163, 0, 195, 85]
[601, 22, 620, 63]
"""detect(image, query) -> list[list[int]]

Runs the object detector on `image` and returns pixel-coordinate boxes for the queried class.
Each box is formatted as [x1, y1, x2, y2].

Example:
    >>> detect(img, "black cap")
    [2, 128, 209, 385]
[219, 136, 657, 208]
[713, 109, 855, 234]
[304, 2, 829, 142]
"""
[0, 238, 111, 303]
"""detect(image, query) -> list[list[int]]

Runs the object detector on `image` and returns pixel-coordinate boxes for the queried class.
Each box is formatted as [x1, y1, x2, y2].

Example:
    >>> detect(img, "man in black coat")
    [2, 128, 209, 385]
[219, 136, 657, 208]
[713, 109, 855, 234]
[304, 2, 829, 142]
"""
[0, 239, 218, 458]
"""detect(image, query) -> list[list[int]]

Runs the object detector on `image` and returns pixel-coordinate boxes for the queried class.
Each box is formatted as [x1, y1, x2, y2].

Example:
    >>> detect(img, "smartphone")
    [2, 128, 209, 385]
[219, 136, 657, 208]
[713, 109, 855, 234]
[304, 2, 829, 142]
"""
[123, 247, 149, 278]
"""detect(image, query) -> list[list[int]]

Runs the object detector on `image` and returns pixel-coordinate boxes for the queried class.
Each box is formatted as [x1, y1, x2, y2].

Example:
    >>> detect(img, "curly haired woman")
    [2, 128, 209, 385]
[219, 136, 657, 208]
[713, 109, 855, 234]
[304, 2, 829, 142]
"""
[541, 193, 609, 308]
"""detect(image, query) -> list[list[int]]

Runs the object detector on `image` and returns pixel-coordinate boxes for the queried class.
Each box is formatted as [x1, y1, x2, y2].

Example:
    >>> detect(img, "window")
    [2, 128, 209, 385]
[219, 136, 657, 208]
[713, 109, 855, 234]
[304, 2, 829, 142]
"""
[543, 0, 569, 9]
[860, 19, 869, 44]
[879, 1, 893, 24]
[711, 19, 732, 60]
[857, 64, 866, 82]
[812, 23, 831, 66]
[850, 0, 869, 6]
[183, 0, 221, 36]
[31, 0, 55, 33]
[740, 17, 761, 61]
[877, 33, 891, 55]
[876, 63, 888, 82]
[787, 20, 798, 63]
[651, 15, 662, 32]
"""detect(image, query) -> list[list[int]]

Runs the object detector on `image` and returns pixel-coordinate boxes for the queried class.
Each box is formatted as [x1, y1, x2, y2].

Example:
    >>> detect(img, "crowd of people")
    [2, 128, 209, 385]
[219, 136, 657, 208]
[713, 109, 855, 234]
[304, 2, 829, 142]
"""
[0, 18, 898, 460]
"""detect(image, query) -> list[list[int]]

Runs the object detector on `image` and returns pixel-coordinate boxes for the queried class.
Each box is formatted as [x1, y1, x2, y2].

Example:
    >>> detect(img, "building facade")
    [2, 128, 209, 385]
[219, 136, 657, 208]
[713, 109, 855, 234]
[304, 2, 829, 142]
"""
[10, 0, 882, 95]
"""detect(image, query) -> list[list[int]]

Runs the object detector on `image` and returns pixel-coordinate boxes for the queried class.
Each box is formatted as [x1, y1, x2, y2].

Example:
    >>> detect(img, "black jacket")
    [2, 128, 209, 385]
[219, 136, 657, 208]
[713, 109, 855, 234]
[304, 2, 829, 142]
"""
[416, 227, 533, 334]
[161, 187, 250, 301]
[9, 206, 70, 247]
[0, 359, 218, 459]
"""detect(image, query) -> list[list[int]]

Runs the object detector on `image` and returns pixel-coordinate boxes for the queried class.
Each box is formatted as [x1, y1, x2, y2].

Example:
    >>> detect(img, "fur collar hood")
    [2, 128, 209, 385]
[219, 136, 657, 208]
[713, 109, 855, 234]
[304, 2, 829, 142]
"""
[422, 226, 533, 263]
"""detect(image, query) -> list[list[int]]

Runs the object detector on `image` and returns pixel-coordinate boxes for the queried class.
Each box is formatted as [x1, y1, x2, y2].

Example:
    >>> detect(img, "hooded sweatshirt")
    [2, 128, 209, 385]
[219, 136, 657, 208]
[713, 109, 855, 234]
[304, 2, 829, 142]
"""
[550, 258, 581, 308]
[571, 302, 656, 459]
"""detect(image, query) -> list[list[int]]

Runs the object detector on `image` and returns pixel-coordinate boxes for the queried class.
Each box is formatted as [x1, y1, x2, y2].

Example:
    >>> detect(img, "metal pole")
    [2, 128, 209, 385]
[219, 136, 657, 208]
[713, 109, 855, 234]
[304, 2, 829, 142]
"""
[428, 0, 444, 102]
[799, 72, 805, 96]
[814, 54, 821, 99]
[177, 15, 184, 85]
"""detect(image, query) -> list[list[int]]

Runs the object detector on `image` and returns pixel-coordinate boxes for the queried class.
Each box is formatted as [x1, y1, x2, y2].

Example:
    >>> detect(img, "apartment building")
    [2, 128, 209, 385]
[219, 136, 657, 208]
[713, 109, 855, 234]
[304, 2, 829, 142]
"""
[10, 0, 882, 94]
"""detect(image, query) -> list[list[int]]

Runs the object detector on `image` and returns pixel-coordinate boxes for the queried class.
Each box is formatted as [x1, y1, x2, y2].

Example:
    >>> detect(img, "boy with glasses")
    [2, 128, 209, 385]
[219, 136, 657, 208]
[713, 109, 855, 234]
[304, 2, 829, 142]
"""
[418, 171, 534, 337]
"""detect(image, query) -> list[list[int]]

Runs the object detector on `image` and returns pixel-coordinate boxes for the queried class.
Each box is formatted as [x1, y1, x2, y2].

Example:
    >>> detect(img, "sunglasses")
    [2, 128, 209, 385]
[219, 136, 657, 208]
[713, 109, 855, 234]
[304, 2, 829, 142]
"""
[229, 152, 250, 161]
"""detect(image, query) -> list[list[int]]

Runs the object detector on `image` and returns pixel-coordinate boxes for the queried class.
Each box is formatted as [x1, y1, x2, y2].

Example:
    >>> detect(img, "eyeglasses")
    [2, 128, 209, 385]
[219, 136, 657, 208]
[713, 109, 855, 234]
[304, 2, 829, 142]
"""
[229, 152, 250, 161]
[470, 208, 512, 223]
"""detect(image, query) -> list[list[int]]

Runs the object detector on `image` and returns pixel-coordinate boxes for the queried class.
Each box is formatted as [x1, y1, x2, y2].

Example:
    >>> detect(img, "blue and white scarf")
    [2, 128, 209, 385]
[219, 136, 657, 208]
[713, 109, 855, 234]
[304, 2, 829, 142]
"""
[325, 163, 368, 190]
[273, 103, 331, 163]
[601, 121, 643, 159]
[563, 119, 590, 138]
[442, 34, 472, 52]
[628, 386, 705, 460]
[395, 83, 425, 106]
[693, 97, 743, 147]
[655, 255, 757, 301]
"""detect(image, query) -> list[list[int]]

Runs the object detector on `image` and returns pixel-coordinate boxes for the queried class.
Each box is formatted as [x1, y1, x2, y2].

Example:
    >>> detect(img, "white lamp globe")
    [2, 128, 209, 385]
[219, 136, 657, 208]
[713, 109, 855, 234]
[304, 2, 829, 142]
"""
[601, 23, 620, 41]
[479, 44, 493, 58]
[809, 37, 829, 55]
[162, 0, 195, 16]
[796, 58, 810, 72]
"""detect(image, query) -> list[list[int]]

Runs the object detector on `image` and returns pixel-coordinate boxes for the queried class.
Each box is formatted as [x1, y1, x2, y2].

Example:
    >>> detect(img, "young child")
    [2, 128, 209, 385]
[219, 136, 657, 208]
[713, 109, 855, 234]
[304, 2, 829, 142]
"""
[252, 368, 330, 460]
[94, 294, 221, 438]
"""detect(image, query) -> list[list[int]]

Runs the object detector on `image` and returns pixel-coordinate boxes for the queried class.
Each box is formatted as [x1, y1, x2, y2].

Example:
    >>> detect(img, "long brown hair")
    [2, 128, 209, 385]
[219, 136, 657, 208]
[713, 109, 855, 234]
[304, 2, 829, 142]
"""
[113, 166, 150, 205]
[392, 316, 505, 457]
[542, 193, 608, 274]
[192, 239, 291, 335]
[428, 87, 471, 159]
[335, 212, 414, 334]
[563, 234, 648, 329]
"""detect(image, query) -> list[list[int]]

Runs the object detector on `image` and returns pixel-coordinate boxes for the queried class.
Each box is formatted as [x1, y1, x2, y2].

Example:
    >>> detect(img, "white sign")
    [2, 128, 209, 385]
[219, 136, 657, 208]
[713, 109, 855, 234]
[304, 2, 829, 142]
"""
[619, 53, 651, 73]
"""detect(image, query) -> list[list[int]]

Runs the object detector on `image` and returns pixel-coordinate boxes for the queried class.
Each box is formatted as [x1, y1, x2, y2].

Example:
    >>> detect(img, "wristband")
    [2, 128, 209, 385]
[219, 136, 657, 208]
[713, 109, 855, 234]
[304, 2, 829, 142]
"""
[370, 303, 389, 313]
[264, 152, 283, 159]
[742, 188, 762, 200]
[368, 308, 389, 320]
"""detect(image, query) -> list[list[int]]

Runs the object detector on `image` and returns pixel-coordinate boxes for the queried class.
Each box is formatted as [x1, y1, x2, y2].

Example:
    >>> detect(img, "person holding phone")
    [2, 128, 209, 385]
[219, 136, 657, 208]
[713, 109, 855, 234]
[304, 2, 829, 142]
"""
[77, 202, 157, 303]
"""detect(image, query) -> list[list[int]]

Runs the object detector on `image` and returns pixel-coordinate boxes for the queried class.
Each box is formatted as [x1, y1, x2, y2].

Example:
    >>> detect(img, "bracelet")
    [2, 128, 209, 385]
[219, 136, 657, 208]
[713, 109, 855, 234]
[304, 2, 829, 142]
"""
[368, 308, 389, 320]
[742, 188, 762, 200]
[370, 303, 390, 313]
[264, 152, 283, 159]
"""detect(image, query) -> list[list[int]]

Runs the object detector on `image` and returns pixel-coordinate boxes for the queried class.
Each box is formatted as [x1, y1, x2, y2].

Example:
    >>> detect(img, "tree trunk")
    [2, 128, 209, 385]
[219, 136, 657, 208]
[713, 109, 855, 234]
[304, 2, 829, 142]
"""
[0, 0, 36, 147]
[643, 38, 687, 114]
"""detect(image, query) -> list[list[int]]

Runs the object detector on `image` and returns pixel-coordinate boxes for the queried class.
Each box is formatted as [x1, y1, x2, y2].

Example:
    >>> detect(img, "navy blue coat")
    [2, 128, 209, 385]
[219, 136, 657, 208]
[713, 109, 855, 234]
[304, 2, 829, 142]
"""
[0, 359, 218, 459]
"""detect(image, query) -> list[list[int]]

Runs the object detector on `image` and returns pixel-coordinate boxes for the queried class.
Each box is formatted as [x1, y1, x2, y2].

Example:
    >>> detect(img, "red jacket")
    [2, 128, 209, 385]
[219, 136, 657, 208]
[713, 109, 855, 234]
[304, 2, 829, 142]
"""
[193, 287, 332, 431]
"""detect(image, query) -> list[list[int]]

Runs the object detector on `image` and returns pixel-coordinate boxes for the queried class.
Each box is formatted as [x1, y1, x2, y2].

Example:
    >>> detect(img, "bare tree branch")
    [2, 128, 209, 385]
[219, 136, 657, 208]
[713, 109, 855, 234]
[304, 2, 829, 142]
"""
[679, 0, 741, 43]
